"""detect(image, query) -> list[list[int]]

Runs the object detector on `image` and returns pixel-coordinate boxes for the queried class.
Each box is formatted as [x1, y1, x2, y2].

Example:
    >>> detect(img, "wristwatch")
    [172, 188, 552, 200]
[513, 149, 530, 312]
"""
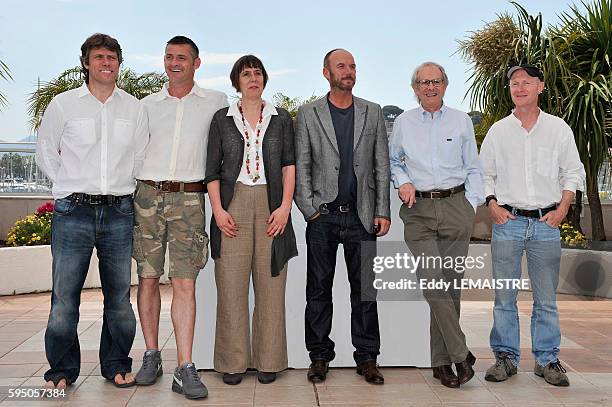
[485, 195, 498, 207]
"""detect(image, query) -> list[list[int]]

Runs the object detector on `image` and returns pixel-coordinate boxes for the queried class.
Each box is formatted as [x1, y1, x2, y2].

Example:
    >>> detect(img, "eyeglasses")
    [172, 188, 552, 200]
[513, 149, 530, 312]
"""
[416, 79, 444, 88]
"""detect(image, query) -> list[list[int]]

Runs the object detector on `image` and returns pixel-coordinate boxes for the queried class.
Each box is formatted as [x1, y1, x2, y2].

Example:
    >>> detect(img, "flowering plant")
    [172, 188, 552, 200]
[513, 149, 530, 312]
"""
[6, 202, 54, 246]
[559, 223, 588, 249]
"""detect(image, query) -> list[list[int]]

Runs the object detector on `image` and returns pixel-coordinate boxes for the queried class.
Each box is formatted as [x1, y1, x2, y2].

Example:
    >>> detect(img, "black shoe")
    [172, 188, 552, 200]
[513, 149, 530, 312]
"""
[222, 373, 243, 385]
[307, 360, 329, 383]
[257, 371, 277, 384]
[356, 361, 384, 385]
[455, 351, 476, 385]
[432, 365, 459, 388]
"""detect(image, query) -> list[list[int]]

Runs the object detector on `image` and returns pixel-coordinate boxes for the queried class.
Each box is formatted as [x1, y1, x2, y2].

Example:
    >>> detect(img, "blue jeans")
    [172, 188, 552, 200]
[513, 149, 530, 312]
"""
[490, 216, 561, 367]
[44, 196, 136, 384]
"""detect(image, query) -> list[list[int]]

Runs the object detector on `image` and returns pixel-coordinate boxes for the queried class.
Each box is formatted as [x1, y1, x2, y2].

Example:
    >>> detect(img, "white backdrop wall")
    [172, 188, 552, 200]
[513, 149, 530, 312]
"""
[193, 187, 431, 368]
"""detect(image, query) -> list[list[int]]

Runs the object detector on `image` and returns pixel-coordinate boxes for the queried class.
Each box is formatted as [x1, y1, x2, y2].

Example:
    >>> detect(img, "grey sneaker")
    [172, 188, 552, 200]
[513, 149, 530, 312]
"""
[172, 362, 208, 399]
[135, 350, 162, 385]
[485, 352, 517, 382]
[534, 360, 570, 387]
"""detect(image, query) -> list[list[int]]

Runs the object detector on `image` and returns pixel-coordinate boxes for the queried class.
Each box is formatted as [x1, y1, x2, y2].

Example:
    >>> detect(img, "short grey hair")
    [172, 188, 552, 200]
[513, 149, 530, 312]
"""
[411, 62, 449, 87]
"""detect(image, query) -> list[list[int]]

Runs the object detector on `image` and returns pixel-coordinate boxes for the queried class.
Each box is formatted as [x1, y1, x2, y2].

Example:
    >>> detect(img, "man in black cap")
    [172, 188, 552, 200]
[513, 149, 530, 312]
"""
[479, 64, 585, 387]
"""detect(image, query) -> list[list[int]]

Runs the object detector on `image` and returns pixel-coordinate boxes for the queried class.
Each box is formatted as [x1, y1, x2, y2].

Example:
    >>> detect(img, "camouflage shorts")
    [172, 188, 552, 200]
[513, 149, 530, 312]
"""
[132, 181, 208, 280]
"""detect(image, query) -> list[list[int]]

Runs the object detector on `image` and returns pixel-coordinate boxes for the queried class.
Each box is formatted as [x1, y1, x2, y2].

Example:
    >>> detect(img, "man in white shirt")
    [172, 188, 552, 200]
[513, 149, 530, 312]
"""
[479, 64, 585, 387]
[132, 36, 228, 399]
[389, 62, 484, 388]
[36, 33, 147, 389]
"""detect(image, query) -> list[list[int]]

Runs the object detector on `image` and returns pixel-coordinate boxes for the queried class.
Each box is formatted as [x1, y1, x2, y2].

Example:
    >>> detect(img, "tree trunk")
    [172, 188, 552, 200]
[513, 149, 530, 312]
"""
[566, 190, 583, 233]
[586, 178, 606, 241]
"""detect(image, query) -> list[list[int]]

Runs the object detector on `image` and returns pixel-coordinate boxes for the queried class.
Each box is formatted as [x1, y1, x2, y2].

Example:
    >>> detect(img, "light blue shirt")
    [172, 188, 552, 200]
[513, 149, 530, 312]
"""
[389, 104, 485, 209]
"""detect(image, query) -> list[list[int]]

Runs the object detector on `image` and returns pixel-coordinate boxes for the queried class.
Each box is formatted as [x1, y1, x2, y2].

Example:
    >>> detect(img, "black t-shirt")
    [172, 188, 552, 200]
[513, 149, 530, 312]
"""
[328, 98, 357, 205]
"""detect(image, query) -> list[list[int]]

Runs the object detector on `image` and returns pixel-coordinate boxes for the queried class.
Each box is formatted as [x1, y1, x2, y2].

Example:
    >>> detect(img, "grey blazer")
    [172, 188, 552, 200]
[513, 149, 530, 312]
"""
[294, 95, 391, 231]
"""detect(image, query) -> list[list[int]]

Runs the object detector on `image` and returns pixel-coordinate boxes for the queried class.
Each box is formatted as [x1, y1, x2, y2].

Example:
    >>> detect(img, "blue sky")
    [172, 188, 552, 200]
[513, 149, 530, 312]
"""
[0, 0, 572, 141]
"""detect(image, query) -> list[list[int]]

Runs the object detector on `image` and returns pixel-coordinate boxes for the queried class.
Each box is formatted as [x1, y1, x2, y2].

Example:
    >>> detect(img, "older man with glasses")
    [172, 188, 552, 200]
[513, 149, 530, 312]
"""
[389, 62, 484, 388]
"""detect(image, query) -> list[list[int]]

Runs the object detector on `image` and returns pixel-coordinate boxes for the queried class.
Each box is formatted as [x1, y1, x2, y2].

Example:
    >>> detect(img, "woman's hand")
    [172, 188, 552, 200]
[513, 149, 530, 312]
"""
[214, 209, 238, 238]
[266, 204, 291, 237]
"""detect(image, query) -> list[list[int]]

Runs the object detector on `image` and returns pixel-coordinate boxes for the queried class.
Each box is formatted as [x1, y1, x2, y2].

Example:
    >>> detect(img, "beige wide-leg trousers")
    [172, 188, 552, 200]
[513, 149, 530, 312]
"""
[214, 182, 288, 373]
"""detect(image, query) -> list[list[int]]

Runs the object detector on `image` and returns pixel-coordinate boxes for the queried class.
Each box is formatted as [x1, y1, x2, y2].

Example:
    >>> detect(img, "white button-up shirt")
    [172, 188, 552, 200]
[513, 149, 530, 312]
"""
[227, 99, 277, 186]
[479, 110, 586, 209]
[389, 104, 485, 209]
[136, 83, 229, 182]
[36, 84, 148, 199]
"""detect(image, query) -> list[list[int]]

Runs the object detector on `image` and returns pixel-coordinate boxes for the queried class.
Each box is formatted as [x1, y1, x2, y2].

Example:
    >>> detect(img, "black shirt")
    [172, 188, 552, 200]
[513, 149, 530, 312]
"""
[328, 98, 357, 205]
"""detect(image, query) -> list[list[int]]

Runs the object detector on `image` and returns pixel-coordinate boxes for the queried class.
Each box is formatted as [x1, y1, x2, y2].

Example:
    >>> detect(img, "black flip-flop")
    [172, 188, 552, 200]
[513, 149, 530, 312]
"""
[109, 372, 135, 388]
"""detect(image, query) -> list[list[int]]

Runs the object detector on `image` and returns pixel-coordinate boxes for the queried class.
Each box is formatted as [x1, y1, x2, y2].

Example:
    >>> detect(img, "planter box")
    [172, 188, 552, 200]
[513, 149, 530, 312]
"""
[0, 245, 169, 296]
[1, 243, 610, 298]
[466, 244, 612, 299]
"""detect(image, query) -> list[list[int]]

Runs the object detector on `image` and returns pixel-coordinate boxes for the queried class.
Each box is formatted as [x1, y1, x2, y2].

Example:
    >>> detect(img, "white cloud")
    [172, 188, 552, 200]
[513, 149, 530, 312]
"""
[268, 68, 297, 78]
[202, 53, 245, 65]
[196, 76, 231, 88]
[127, 54, 164, 69]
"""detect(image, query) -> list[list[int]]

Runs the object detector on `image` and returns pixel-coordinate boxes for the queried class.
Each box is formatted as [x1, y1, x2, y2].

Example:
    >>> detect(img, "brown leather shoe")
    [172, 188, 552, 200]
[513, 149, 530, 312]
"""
[455, 351, 476, 385]
[307, 360, 329, 383]
[356, 361, 384, 385]
[432, 365, 459, 388]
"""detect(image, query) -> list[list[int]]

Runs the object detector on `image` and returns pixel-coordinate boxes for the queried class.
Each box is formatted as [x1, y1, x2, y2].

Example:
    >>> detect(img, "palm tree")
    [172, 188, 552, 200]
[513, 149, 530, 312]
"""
[0, 59, 13, 109]
[272, 92, 318, 119]
[549, 0, 611, 241]
[27, 66, 167, 131]
[457, 1, 611, 240]
[457, 3, 565, 139]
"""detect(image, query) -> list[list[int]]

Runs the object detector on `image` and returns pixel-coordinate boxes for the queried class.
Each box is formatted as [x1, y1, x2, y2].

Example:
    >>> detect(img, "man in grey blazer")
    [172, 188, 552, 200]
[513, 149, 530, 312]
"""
[294, 48, 391, 385]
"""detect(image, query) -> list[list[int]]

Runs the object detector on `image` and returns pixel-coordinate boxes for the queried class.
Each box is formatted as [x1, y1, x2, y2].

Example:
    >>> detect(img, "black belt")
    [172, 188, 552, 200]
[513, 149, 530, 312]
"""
[501, 204, 557, 218]
[319, 202, 353, 214]
[416, 184, 465, 199]
[67, 193, 130, 205]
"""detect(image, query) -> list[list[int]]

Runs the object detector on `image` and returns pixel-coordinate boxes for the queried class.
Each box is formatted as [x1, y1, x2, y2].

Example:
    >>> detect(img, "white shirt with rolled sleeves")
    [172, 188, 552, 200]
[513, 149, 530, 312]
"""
[136, 82, 229, 182]
[388, 105, 485, 210]
[35, 83, 148, 199]
[226, 99, 278, 186]
[479, 110, 586, 209]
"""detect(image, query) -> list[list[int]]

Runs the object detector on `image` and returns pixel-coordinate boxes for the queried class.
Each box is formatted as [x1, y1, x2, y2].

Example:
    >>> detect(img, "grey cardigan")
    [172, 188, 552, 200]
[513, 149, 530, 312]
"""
[204, 106, 298, 276]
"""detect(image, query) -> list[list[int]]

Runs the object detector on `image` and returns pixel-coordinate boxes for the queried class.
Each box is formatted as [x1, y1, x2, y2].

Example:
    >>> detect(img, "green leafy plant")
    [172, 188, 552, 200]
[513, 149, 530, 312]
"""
[560, 222, 589, 248]
[6, 202, 53, 246]
[457, 0, 612, 240]
[0, 59, 12, 109]
[272, 92, 318, 119]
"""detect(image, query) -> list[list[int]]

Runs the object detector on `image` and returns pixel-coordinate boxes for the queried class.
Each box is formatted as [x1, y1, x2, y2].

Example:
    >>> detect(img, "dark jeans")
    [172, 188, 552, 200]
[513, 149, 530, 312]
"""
[305, 210, 380, 365]
[44, 195, 136, 384]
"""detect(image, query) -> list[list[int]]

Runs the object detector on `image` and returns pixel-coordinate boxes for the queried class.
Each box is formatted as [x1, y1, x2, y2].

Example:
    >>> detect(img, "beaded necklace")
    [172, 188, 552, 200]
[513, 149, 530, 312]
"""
[238, 100, 264, 182]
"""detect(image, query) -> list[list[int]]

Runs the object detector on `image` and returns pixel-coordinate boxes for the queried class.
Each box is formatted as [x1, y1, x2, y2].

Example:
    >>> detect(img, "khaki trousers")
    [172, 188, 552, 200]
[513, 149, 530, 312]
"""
[214, 183, 288, 373]
[399, 191, 475, 367]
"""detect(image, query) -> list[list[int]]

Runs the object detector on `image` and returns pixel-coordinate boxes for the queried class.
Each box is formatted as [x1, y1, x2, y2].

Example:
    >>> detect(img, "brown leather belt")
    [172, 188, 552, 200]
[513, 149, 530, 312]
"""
[140, 179, 205, 193]
[416, 184, 465, 199]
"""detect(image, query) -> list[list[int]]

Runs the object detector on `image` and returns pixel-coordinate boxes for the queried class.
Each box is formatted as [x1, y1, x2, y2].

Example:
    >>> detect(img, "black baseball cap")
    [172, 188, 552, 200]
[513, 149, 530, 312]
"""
[507, 64, 544, 80]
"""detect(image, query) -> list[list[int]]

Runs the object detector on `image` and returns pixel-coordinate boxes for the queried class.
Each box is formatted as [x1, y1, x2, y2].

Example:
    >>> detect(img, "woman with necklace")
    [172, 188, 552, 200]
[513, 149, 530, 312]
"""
[205, 55, 297, 385]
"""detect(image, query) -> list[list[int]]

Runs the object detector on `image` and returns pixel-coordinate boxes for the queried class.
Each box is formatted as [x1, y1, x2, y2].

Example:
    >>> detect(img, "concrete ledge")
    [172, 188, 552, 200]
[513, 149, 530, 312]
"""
[0, 245, 169, 296]
[1, 243, 610, 298]
[466, 244, 612, 299]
